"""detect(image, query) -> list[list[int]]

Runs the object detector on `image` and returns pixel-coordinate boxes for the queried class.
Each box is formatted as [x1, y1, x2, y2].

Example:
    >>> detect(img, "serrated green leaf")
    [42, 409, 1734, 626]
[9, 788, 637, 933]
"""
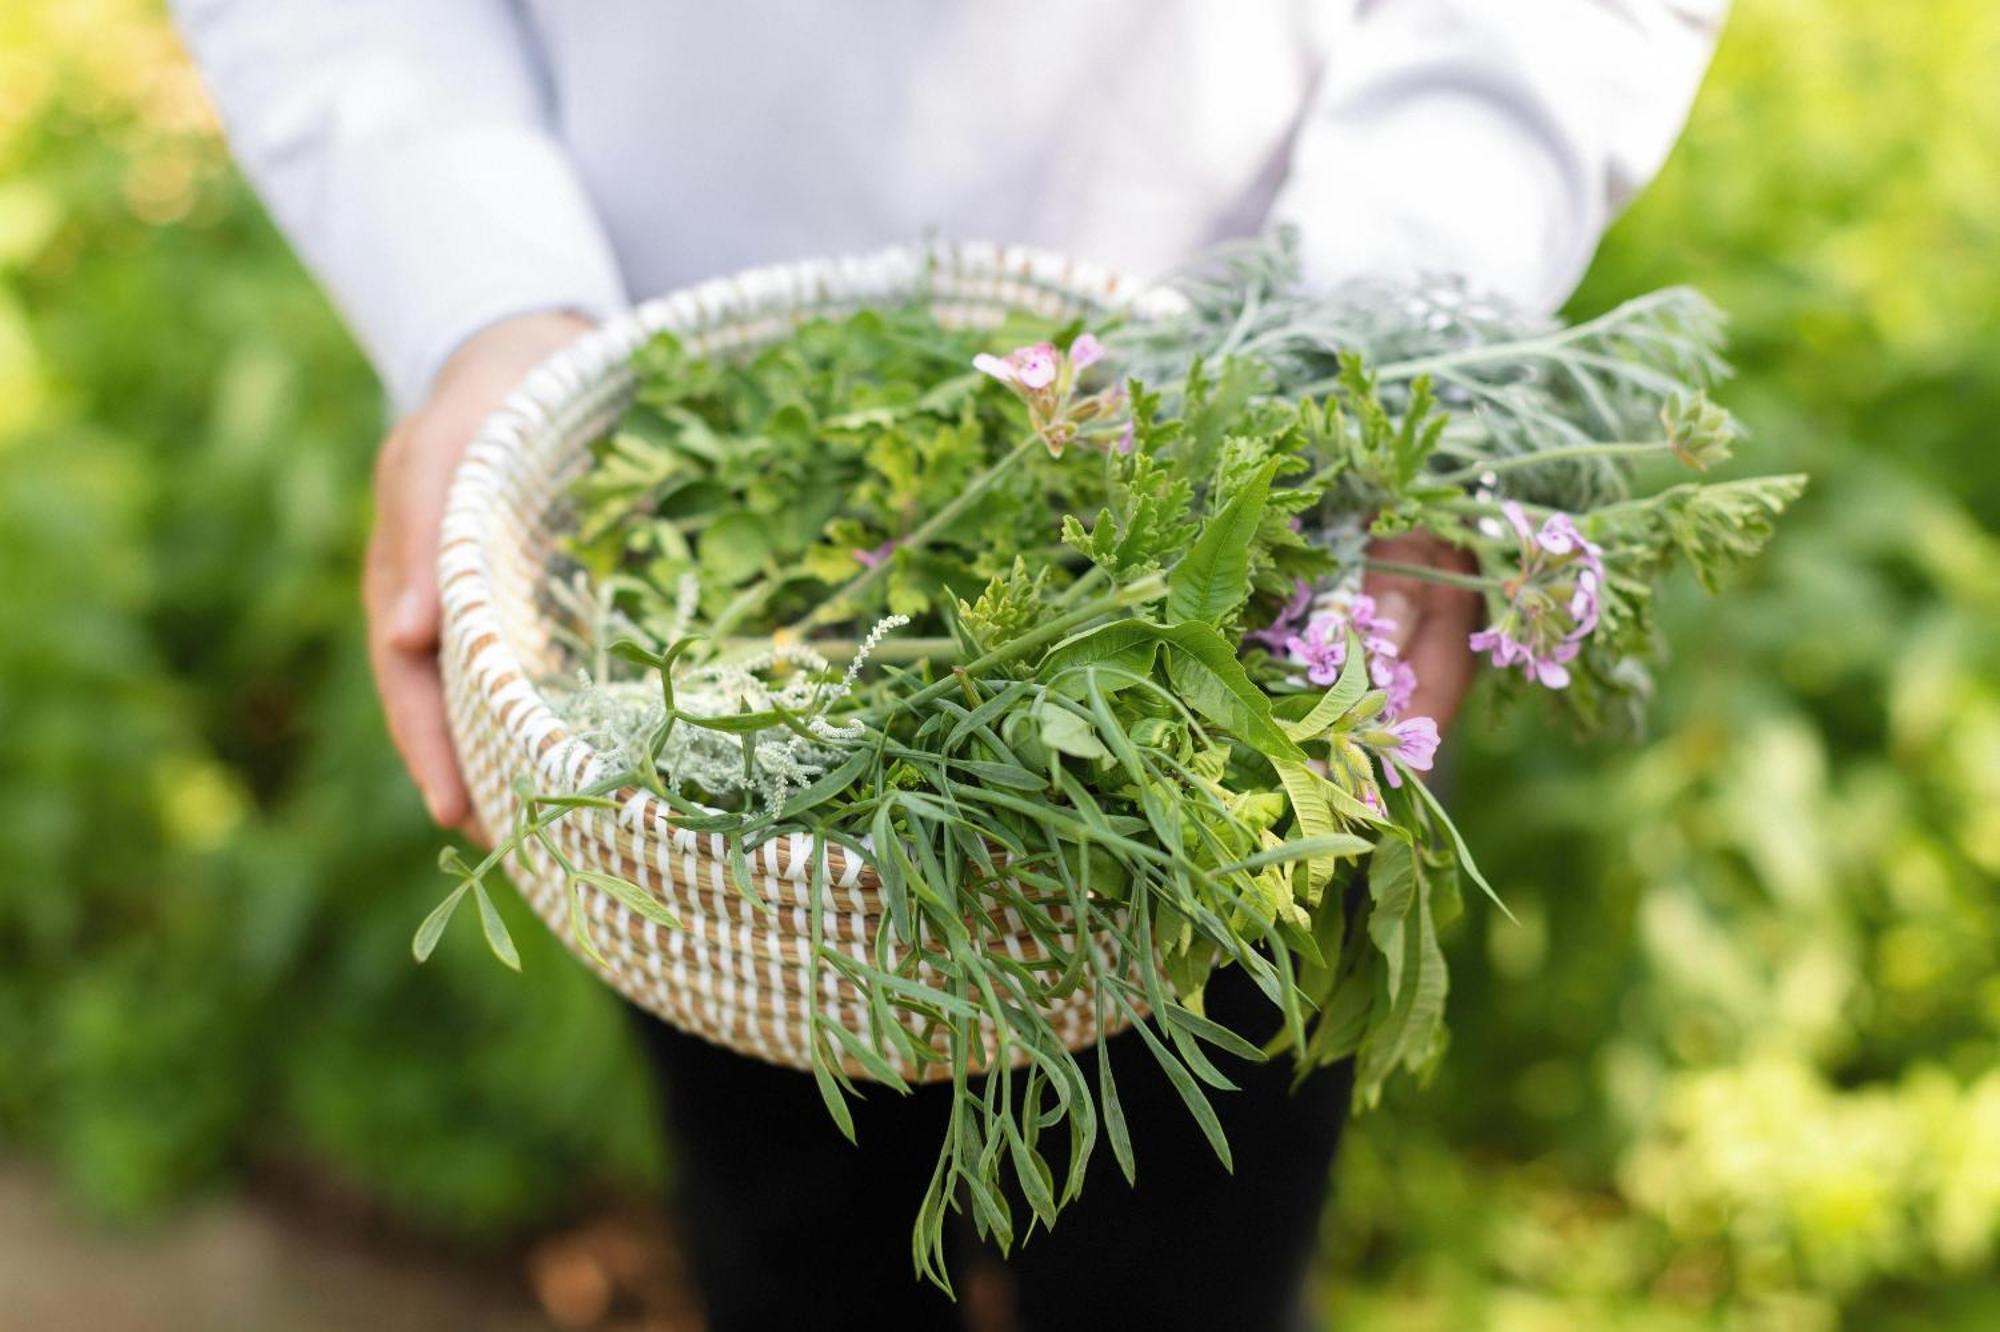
[1273, 760, 1340, 896]
[1158, 622, 1306, 760]
[1166, 457, 1278, 624]
[1039, 620, 1161, 680]
[1356, 838, 1448, 1094]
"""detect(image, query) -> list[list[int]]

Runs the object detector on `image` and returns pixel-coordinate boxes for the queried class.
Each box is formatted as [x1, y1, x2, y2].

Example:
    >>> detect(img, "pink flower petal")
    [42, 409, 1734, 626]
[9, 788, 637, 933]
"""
[852, 539, 898, 570]
[1389, 716, 1441, 771]
[1070, 333, 1105, 369]
[1384, 661, 1418, 717]
[1013, 343, 1058, 390]
[1536, 513, 1580, 555]
[972, 352, 1015, 384]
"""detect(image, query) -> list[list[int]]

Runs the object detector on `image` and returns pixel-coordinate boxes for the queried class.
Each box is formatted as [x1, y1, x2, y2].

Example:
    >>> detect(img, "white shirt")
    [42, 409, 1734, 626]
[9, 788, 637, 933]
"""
[173, 1, 1724, 410]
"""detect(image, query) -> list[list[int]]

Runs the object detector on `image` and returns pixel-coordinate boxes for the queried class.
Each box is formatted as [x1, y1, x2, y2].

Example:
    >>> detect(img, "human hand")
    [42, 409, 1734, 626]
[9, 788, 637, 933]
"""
[1363, 531, 1482, 733]
[364, 310, 594, 831]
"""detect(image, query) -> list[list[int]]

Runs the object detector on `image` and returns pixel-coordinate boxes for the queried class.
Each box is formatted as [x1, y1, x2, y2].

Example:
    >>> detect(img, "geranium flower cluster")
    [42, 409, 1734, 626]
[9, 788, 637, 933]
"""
[1253, 580, 1439, 789]
[1469, 501, 1605, 689]
[974, 334, 1132, 455]
[1256, 582, 1418, 719]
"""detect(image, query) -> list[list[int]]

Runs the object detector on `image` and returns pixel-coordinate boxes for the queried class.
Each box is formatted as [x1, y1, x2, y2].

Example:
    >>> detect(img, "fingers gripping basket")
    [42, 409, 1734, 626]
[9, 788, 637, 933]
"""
[439, 243, 1184, 1082]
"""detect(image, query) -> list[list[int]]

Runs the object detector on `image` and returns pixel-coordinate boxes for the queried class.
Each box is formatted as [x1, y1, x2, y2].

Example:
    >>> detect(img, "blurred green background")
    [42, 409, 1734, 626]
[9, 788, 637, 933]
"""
[1, 2, 1995, 1328]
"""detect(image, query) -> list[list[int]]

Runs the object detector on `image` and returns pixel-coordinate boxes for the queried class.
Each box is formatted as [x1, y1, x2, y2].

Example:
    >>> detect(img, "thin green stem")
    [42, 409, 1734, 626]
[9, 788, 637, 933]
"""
[1292, 289, 1690, 396]
[1052, 564, 1109, 609]
[789, 434, 1042, 634]
[1293, 342, 1561, 396]
[706, 578, 778, 641]
[717, 635, 960, 664]
[1448, 476, 1787, 527]
[1434, 439, 1673, 484]
[871, 574, 1168, 720]
[1362, 558, 1501, 593]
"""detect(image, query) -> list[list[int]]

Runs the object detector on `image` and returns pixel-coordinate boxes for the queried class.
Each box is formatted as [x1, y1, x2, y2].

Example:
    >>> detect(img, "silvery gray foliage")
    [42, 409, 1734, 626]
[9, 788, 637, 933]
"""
[1115, 228, 1736, 512]
[549, 615, 895, 818]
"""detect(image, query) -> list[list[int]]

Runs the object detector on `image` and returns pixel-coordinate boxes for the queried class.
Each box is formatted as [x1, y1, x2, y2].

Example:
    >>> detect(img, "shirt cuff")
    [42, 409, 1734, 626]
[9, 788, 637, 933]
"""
[1271, 89, 1599, 315]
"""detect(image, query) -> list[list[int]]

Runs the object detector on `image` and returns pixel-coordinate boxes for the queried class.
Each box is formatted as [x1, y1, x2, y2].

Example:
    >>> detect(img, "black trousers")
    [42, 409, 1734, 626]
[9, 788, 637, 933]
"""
[634, 967, 1354, 1332]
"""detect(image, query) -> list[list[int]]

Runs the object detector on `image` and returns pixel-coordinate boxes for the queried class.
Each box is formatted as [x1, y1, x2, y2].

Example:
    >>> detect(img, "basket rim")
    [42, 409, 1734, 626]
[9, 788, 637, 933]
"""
[438, 239, 1183, 881]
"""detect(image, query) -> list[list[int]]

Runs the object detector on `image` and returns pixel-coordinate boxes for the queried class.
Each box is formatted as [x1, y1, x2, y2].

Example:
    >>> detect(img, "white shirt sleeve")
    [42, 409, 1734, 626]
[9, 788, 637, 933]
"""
[1272, 0, 1726, 313]
[172, 0, 627, 410]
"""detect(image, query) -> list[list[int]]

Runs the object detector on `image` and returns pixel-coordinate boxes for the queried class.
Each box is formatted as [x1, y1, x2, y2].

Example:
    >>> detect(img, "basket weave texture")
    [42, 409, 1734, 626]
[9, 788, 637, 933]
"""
[439, 242, 1183, 1080]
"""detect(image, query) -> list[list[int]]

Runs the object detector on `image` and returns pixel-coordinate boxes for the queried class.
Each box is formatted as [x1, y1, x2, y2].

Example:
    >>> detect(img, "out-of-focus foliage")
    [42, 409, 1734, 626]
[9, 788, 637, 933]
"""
[1326, 2, 2000, 1328]
[0, 0, 661, 1235]
[0, 0, 1993, 1325]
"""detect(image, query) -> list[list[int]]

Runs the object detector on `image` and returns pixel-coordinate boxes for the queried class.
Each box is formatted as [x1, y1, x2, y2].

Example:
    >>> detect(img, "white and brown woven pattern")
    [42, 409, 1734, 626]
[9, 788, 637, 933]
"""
[438, 242, 1183, 1080]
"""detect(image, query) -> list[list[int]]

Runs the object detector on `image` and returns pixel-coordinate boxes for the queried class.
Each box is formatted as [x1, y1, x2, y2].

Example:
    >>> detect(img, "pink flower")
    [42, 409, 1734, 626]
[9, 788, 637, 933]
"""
[1473, 503, 1604, 691]
[971, 333, 1127, 456]
[1375, 715, 1440, 788]
[1245, 578, 1315, 653]
[851, 538, 899, 570]
[1284, 618, 1348, 686]
[971, 352, 1015, 384]
[1347, 594, 1405, 662]
[1373, 656, 1418, 718]
[1387, 716, 1440, 770]
[1533, 650, 1577, 689]
[1467, 626, 1525, 668]
[972, 342, 1058, 389]
[1271, 588, 1425, 719]
[1469, 626, 1580, 688]
[1013, 343, 1058, 389]
[1535, 511, 1586, 556]
[1503, 501, 1593, 562]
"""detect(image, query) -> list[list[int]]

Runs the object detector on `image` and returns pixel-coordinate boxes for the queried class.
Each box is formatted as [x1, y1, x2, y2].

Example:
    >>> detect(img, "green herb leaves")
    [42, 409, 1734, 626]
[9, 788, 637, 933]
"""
[1167, 457, 1277, 624]
[415, 258, 1797, 1290]
[1157, 622, 1304, 761]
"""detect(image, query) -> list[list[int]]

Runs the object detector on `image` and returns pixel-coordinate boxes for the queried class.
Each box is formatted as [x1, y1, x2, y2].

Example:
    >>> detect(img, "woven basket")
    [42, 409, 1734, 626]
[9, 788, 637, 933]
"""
[439, 242, 1185, 1081]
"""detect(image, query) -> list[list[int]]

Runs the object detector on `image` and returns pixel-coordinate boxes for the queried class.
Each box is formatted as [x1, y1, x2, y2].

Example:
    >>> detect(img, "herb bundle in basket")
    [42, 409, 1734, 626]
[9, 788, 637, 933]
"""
[417, 238, 1803, 1286]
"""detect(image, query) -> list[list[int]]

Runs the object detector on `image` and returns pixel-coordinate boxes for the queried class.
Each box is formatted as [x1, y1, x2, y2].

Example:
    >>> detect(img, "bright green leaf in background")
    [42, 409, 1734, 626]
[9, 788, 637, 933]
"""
[1325, 3, 2000, 1328]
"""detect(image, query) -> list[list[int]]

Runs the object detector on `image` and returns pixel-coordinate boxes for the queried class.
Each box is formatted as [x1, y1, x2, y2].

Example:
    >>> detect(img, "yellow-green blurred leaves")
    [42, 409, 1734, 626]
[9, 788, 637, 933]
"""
[1623, 1059, 2000, 1292]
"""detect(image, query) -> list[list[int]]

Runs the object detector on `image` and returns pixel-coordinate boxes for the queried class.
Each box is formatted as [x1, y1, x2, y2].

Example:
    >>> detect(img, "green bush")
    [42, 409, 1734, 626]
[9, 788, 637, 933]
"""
[1327, 2, 2000, 1326]
[0, 1, 660, 1236]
